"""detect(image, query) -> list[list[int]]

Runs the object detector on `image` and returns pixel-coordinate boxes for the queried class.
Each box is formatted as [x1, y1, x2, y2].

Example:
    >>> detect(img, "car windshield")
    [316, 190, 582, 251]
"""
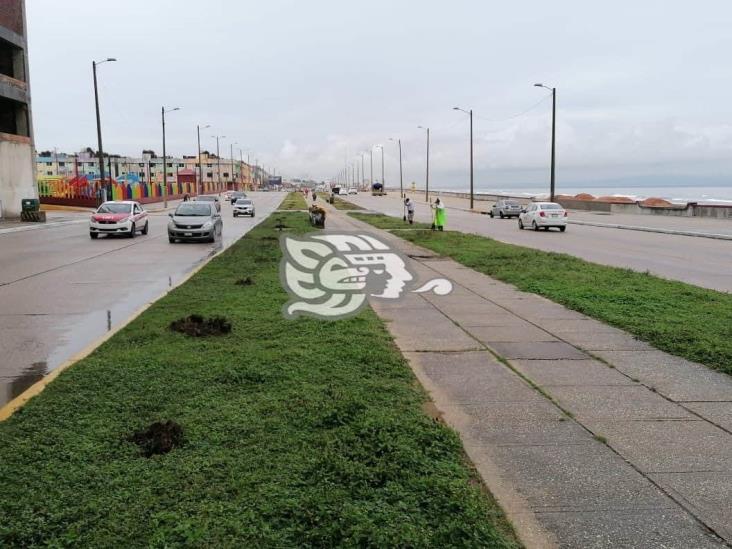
[97, 203, 131, 214]
[197, 196, 216, 201]
[175, 204, 211, 216]
[541, 204, 562, 210]
[506, 201, 520, 206]
[233, 193, 246, 197]
[237, 200, 252, 205]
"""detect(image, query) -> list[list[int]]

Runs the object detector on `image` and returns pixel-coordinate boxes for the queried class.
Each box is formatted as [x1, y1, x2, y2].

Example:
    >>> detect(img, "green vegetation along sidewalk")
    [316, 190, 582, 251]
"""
[278, 191, 308, 210]
[350, 212, 732, 376]
[0, 211, 518, 547]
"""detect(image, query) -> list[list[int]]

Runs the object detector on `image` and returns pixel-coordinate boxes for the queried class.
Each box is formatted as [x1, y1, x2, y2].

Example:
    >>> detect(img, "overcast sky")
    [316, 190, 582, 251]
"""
[26, 0, 732, 191]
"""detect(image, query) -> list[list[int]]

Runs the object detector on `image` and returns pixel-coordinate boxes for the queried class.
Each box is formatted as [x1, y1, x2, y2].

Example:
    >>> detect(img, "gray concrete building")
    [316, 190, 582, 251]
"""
[0, 0, 36, 218]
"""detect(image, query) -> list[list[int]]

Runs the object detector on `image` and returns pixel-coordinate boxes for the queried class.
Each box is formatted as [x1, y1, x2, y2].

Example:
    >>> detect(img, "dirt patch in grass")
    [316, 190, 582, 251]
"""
[170, 314, 232, 337]
[130, 420, 184, 457]
[235, 277, 254, 286]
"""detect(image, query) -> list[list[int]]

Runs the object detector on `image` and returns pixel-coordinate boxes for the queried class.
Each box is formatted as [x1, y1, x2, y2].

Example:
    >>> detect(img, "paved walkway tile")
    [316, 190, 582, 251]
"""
[488, 341, 589, 360]
[594, 350, 732, 402]
[406, 351, 542, 405]
[376, 308, 482, 352]
[465, 325, 559, 343]
[651, 472, 732, 542]
[590, 420, 732, 473]
[511, 359, 636, 387]
[685, 402, 732, 432]
[534, 508, 723, 549]
[558, 331, 654, 351]
[549, 385, 694, 421]
[487, 442, 673, 512]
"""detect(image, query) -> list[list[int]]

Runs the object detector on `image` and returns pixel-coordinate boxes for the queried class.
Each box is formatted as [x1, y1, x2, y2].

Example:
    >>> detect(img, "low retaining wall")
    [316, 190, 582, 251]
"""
[394, 188, 732, 219]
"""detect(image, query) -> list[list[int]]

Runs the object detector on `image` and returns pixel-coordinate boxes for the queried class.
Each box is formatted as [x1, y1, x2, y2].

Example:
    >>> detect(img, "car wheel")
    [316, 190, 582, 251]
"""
[90, 232, 98, 239]
[141, 221, 149, 235]
[499, 211, 504, 219]
[518, 219, 524, 230]
[168, 236, 176, 243]
[129, 223, 136, 238]
[489, 211, 494, 218]
[532, 221, 539, 231]
[233, 213, 237, 217]
[559, 226, 566, 232]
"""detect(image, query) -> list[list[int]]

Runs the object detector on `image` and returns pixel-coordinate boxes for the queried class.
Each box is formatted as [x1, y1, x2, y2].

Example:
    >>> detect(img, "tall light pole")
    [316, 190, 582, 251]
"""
[535, 83, 557, 202]
[212, 135, 225, 191]
[389, 138, 403, 199]
[230, 141, 238, 190]
[196, 124, 210, 195]
[360, 153, 365, 190]
[375, 145, 385, 190]
[369, 148, 373, 189]
[92, 57, 116, 186]
[418, 126, 430, 202]
[161, 106, 180, 208]
[453, 107, 474, 209]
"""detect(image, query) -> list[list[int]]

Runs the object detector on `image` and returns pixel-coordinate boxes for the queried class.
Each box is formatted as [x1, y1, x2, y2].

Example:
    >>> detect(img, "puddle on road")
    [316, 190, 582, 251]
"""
[0, 362, 47, 405]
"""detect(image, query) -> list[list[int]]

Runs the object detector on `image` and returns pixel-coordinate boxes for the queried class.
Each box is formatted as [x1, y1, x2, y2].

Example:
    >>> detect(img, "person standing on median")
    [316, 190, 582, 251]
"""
[431, 198, 446, 231]
[405, 197, 415, 224]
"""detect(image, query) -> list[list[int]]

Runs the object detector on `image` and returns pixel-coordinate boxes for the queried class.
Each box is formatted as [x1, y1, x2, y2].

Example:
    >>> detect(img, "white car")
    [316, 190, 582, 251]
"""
[518, 202, 567, 232]
[348, 188, 358, 195]
[232, 198, 255, 217]
[90, 200, 149, 239]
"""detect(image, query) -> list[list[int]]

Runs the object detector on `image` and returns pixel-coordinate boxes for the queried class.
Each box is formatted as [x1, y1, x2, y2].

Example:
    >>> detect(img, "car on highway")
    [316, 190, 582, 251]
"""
[490, 199, 522, 219]
[168, 202, 223, 243]
[518, 202, 567, 232]
[348, 188, 358, 194]
[223, 191, 233, 201]
[90, 200, 149, 239]
[232, 198, 255, 217]
[229, 191, 247, 203]
[194, 194, 221, 211]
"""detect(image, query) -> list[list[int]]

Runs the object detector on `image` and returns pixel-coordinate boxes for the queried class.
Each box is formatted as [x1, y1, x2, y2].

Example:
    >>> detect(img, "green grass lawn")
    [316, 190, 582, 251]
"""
[350, 212, 732, 376]
[331, 196, 365, 210]
[278, 191, 308, 210]
[0, 212, 518, 548]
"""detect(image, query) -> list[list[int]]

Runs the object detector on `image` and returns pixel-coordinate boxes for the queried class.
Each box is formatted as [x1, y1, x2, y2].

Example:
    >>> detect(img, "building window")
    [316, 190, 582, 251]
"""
[58, 162, 65, 166]
[166, 163, 172, 168]
[139, 163, 145, 167]
[206, 163, 212, 168]
[0, 96, 29, 136]
[178, 163, 184, 167]
[138, 172, 144, 177]
[206, 172, 213, 178]
[46, 171, 53, 175]
[223, 172, 229, 178]
[167, 172, 173, 177]
[0, 38, 25, 81]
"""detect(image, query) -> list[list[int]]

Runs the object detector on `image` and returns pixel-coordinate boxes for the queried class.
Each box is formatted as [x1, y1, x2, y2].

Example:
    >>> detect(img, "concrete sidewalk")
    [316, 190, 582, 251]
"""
[323, 203, 732, 548]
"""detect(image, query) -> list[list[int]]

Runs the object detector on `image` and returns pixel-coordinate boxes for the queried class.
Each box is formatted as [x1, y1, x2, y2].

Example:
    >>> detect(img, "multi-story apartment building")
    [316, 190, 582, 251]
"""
[0, 0, 36, 218]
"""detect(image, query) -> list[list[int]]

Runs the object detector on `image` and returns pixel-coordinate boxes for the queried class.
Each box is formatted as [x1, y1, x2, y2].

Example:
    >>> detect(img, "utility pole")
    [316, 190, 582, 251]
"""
[92, 57, 116, 188]
[161, 106, 180, 208]
[196, 124, 209, 196]
[212, 135, 225, 191]
[369, 148, 374, 189]
[453, 107, 474, 209]
[418, 126, 430, 202]
[535, 83, 557, 202]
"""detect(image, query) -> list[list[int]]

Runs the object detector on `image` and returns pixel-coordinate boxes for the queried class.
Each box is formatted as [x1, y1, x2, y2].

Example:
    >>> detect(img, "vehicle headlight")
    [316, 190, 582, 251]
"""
[203, 221, 213, 229]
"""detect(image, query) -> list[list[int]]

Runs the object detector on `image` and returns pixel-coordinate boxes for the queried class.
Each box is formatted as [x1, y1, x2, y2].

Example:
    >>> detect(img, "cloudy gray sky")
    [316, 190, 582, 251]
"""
[27, 0, 732, 192]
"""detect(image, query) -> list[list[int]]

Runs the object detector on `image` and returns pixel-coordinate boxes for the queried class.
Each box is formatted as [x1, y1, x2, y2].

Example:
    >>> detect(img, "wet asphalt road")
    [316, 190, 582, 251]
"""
[0, 192, 285, 407]
[346, 192, 732, 293]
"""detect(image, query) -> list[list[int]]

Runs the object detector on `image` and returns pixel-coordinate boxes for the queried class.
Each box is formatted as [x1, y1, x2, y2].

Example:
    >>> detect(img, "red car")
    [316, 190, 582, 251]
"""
[89, 200, 149, 239]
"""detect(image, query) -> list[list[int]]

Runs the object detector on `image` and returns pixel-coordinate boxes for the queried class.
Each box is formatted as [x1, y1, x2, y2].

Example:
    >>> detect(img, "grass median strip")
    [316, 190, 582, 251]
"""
[331, 196, 366, 210]
[350, 211, 732, 376]
[278, 191, 308, 210]
[0, 212, 518, 548]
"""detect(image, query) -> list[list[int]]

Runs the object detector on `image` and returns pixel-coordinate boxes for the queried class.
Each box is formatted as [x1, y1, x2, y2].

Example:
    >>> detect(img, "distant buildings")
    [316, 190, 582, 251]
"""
[0, 0, 36, 218]
[35, 149, 266, 190]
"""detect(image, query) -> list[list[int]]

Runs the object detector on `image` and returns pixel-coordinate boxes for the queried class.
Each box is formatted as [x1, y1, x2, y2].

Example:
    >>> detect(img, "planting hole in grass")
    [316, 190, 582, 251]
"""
[170, 314, 232, 337]
[129, 420, 184, 457]
[235, 276, 254, 286]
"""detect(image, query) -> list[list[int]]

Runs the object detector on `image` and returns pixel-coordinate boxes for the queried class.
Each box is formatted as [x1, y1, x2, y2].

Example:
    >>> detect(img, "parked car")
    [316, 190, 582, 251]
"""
[348, 188, 358, 195]
[518, 202, 567, 231]
[168, 202, 223, 243]
[90, 200, 148, 239]
[490, 199, 522, 219]
[223, 191, 233, 201]
[230, 191, 247, 203]
[232, 198, 255, 217]
[194, 194, 221, 211]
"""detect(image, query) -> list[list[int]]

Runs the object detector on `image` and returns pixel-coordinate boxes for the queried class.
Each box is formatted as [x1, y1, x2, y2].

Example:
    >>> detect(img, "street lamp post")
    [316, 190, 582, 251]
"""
[230, 141, 237, 190]
[389, 137, 404, 219]
[92, 57, 116, 189]
[212, 135, 225, 191]
[369, 148, 373, 189]
[375, 145, 385, 189]
[196, 124, 210, 196]
[453, 107, 474, 209]
[418, 126, 430, 202]
[161, 106, 180, 208]
[360, 153, 365, 190]
[535, 83, 557, 202]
